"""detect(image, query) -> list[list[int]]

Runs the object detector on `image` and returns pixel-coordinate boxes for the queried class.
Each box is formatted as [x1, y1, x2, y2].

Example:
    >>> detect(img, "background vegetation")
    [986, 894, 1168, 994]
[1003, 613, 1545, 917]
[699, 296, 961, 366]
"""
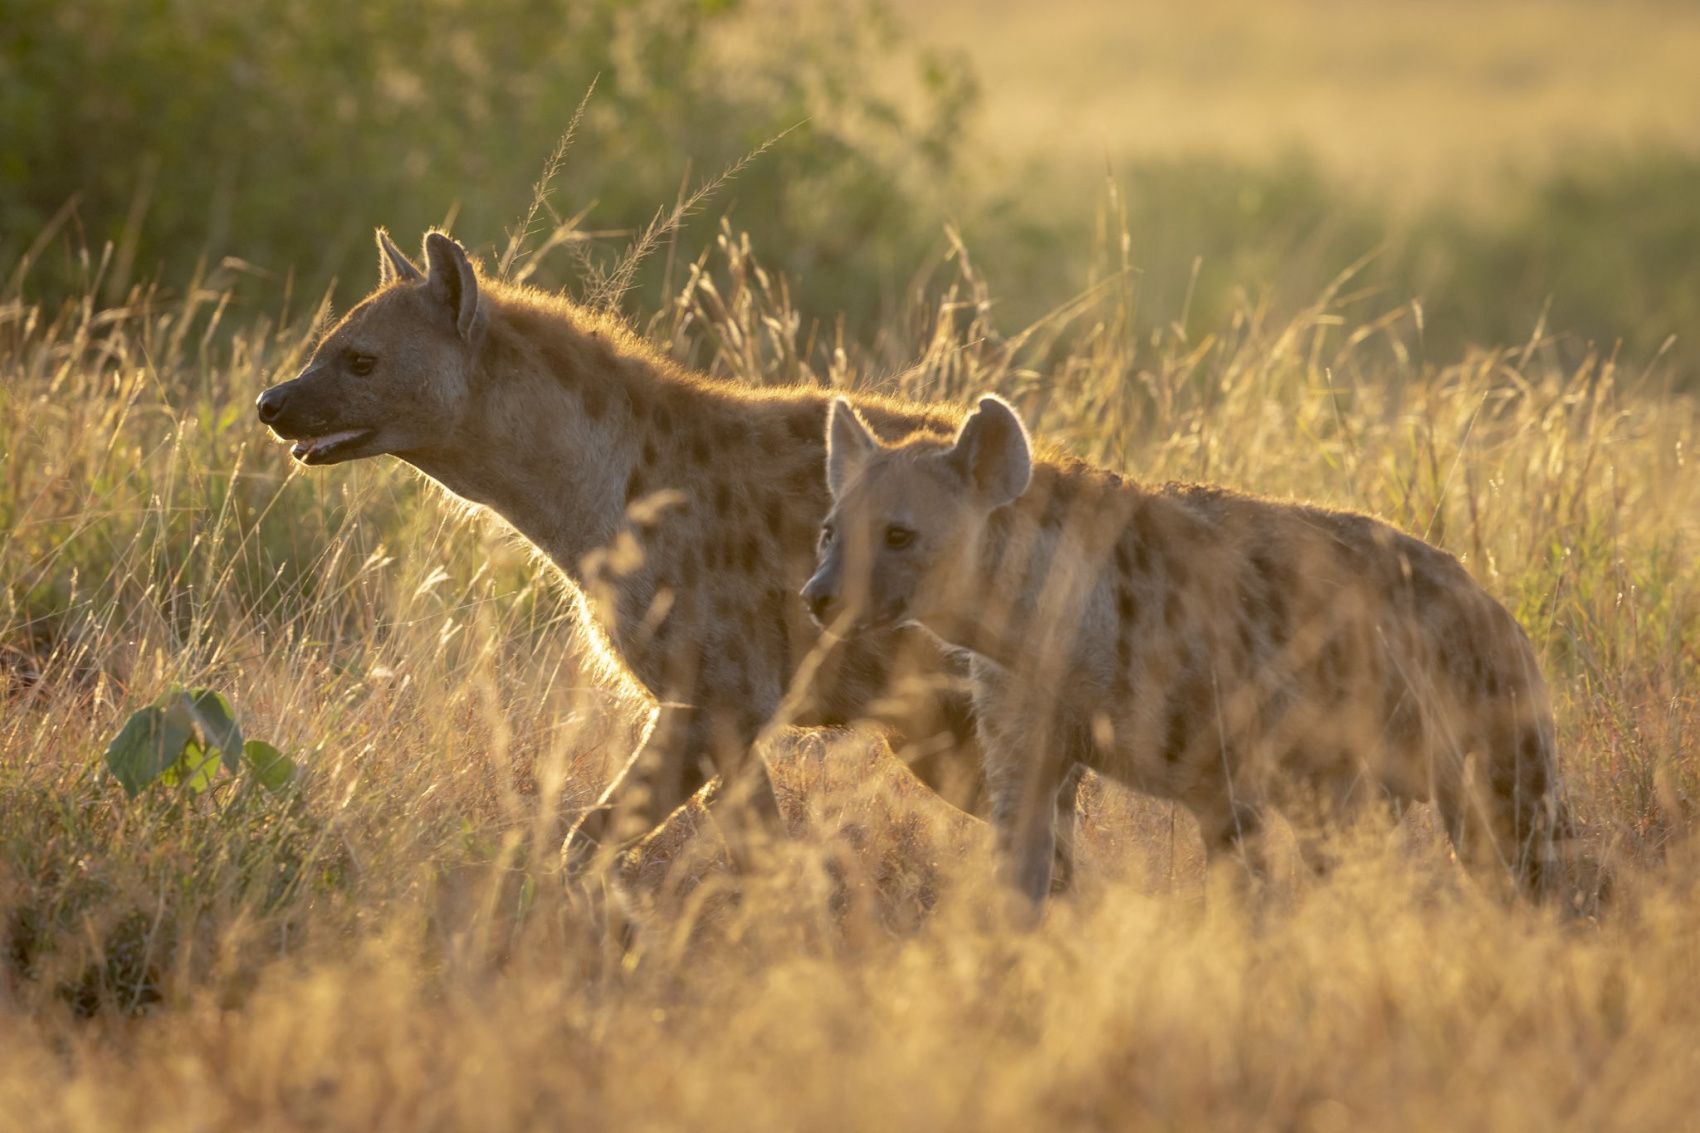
[0, 0, 978, 331]
[3, 0, 1697, 370]
[3, 1, 1699, 1129]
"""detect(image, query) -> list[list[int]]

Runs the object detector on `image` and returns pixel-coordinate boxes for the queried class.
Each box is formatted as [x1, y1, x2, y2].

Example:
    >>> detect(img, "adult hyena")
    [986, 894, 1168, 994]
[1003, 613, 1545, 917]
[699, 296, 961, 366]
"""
[804, 394, 1574, 907]
[256, 229, 1012, 858]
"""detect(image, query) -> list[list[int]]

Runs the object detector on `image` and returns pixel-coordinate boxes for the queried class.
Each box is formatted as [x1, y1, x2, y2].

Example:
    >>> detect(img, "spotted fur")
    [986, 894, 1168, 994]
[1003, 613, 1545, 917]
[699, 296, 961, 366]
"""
[256, 229, 997, 856]
[807, 394, 1573, 907]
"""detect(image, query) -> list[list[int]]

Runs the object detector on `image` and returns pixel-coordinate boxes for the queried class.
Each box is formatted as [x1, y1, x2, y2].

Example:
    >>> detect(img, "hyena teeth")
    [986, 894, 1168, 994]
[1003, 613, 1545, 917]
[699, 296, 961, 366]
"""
[291, 429, 368, 460]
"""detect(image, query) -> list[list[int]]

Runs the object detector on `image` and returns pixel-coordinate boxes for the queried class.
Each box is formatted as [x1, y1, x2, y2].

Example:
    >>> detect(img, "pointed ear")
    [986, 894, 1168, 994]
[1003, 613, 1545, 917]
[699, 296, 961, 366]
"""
[825, 398, 879, 498]
[423, 231, 488, 345]
[376, 227, 423, 285]
[948, 395, 1032, 506]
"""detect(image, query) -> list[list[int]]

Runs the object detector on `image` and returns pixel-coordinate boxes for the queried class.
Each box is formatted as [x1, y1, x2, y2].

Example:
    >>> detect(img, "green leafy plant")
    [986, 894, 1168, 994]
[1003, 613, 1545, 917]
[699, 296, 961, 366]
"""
[103, 688, 295, 798]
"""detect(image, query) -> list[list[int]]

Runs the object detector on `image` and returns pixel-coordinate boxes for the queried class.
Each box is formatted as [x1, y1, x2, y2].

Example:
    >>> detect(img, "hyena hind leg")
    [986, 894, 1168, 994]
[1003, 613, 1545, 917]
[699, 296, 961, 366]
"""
[1433, 765, 1567, 903]
[893, 681, 988, 814]
[565, 705, 704, 858]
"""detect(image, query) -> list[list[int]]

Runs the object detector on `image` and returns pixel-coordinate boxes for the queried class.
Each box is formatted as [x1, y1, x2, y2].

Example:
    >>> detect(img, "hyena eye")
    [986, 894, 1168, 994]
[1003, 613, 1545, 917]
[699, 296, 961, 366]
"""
[348, 352, 377, 376]
[884, 525, 915, 549]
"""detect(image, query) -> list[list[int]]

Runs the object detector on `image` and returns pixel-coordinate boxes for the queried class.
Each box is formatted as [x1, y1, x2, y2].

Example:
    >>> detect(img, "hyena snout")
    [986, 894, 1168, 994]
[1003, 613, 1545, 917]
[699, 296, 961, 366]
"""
[802, 559, 895, 632]
[256, 369, 380, 465]
[255, 371, 334, 434]
[255, 383, 291, 425]
[800, 571, 838, 626]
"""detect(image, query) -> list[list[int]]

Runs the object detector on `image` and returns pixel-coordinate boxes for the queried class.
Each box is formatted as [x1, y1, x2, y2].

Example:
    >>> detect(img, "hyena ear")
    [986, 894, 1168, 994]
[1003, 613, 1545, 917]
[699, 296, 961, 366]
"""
[376, 227, 423, 285]
[423, 231, 489, 347]
[949, 394, 1032, 506]
[825, 397, 879, 498]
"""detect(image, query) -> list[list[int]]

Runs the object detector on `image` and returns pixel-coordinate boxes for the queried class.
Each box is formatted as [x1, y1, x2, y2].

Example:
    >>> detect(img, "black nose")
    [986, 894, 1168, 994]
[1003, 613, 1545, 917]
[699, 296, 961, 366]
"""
[256, 386, 289, 425]
[802, 586, 835, 623]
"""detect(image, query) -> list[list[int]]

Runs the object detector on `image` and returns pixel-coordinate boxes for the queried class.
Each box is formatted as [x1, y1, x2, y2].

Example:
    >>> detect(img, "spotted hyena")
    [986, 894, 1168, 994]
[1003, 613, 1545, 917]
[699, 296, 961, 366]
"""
[255, 229, 1041, 860]
[804, 393, 1574, 907]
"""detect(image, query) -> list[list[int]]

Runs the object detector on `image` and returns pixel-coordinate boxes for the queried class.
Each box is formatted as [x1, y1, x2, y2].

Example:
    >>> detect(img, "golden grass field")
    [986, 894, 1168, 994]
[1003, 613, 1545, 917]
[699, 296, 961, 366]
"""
[3, 222, 1698, 1130]
[902, 0, 1700, 207]
[4, 3, 1700, 1129]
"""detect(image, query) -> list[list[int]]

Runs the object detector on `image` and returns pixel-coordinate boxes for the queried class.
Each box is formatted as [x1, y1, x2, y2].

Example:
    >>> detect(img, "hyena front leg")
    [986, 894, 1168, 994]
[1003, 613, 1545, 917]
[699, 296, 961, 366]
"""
[1048, 758, 1087, 894]
[970, 659, 1093, 905]
[987, 742, 1085, 903]
[563, 703, 699, 870]
[989, 755, 1074, 910]
[895, 682, 1083, 892]
[564, 702, 780, 872]
[975, 689, 1075, 911]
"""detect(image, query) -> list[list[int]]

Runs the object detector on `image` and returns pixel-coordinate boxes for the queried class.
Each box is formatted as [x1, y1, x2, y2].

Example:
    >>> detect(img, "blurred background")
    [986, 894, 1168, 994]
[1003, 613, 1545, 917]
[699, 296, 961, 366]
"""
[2, 0, 1696, 374]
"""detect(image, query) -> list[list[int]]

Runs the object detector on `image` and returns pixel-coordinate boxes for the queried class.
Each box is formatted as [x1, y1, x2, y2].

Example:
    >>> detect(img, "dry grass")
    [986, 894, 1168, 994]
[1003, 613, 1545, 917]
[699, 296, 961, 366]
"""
[2, 221, 1698, 1130]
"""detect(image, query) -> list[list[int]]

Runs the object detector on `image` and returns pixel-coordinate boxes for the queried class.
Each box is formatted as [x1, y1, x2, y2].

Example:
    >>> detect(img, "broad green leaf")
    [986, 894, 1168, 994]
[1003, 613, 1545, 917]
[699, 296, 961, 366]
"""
[104, 706, 193, 797]
[179, 688, 245, 774]
[242, 740, 296, 793]
[160, 739, 221, 794]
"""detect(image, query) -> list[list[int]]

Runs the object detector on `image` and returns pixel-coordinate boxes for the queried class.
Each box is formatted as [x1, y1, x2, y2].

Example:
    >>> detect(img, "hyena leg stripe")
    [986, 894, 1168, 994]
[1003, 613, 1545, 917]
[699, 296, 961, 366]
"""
[1049, 762, 1086, 895]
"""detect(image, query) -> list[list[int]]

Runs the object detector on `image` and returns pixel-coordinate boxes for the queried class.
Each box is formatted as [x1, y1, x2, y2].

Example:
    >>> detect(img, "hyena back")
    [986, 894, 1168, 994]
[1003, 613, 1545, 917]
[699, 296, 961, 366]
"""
[255, 228, 996, 854]
[806, 394, 1572, 905]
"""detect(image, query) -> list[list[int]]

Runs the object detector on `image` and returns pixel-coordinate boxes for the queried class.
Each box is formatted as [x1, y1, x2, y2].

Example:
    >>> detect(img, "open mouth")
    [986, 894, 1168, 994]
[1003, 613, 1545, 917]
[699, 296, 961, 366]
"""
[813, 603, 906, 637]
[863, 607, 907, 633]
[288, 428, 376, 465]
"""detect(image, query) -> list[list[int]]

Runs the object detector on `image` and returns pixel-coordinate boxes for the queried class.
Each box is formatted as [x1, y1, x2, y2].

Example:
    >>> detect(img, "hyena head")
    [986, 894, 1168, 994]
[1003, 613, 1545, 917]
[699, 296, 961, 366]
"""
[255, 229, 488, 465]
[802, 394, 1032, 633]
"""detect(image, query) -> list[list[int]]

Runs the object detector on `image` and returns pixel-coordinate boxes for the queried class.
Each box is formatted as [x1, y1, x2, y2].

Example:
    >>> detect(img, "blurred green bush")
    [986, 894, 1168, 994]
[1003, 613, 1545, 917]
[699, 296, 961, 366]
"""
[1414, 151, 1700, 373]
[0, 0, 976, 326]
[972, 150, 1700, 380]
[1, 0, 1693, 376]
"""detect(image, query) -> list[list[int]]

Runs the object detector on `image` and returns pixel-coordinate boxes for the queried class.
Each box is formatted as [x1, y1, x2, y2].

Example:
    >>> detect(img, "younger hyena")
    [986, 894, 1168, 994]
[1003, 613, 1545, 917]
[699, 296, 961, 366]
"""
[255, 229, 1012, 860]
[804, 394, 1573, 906]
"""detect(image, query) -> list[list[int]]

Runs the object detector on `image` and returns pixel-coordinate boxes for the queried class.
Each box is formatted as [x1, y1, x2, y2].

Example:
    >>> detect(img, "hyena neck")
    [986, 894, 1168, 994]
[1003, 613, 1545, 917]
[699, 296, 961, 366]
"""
[400, 297, 668, 580]
[402, 374, 627, 575]
[924, 495, 1063, 667]
[932, 463, 1143, 671]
